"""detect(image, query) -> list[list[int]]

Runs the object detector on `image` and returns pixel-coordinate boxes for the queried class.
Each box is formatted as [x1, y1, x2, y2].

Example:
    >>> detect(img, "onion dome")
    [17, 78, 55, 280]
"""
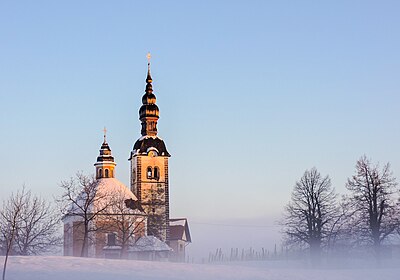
[94, 130, 116, 179]
[130, 58, 170, 159]
[96, 141, 115, 163]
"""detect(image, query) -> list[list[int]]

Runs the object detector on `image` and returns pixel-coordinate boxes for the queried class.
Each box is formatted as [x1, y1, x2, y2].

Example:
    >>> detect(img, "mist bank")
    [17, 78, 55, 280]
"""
[3, 256, 400, 280]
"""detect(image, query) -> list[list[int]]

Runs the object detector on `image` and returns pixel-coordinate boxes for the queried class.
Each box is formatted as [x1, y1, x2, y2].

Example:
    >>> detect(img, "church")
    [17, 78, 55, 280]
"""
[63, 57, 191, 261]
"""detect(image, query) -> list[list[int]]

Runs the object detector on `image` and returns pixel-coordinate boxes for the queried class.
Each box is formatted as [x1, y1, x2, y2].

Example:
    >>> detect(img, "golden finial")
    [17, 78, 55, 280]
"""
[103, 126, 107, 143]
[147, 52, 151, 67]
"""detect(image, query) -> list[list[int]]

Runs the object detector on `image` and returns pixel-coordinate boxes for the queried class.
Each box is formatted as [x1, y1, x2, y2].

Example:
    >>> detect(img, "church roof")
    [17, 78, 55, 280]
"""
[96, 141, 115, 163]
[169, 218, 191, 243]
[65, 178, 140, 217]
[96, 178, 137, 201]
[129, 236, 172, 252]
[131, 135, 170, 157]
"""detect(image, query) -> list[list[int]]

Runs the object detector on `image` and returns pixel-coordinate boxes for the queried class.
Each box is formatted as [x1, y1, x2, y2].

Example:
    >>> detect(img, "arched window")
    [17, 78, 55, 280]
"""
[153, 167, 159, 180]
[105, 169, 109, 178]
[98, 168, 103, 178]
[147, 167, 152, 179]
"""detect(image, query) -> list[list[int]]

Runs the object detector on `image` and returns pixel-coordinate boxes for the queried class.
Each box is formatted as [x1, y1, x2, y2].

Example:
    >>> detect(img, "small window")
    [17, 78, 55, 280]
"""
[105, 169, 109, 178]
[107, 233, 116, 246]
[98, 169, 103, 178]
[147, 167, 152, 179]
[153, 167, 159, 180]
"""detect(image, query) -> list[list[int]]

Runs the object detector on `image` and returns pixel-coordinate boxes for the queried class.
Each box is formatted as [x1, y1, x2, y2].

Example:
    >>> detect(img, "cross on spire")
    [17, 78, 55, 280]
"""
[103, 127, 107, 143]
[147, 52, 151, 64]
[146, 52, 153, 83]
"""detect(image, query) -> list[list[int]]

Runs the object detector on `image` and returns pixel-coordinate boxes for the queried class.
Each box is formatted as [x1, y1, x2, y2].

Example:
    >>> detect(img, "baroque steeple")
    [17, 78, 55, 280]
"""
[94, 128, 116, 179]
[129, 54, 171, 242]
[139, 55, 160, 137]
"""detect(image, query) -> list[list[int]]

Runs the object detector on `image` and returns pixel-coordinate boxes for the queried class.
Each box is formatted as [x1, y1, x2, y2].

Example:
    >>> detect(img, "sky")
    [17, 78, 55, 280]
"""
[1, 1, 400, 259]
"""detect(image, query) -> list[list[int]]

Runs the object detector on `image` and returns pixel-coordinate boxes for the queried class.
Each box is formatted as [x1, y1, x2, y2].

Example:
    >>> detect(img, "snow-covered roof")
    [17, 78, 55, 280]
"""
[138, 135, 164, 142]
[65, 178, 140, 217]
[130, 135, 170, 158]
[170, 219, 186, 227]
[169, 218, 191, 243]
[96, 178, 137, 201]
[129, 236, 172, 252]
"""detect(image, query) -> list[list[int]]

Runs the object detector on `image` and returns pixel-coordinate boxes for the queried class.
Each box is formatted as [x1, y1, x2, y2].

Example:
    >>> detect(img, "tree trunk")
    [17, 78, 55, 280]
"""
[3, 230, 16, 280]
[309, 239, 322, 266]
[80, 222, 89, 257]
[120, 242, 128, 259]
[2, 253, 8, 280]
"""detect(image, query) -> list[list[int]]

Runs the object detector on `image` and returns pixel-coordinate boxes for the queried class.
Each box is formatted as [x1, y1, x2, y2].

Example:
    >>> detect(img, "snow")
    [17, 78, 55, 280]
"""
[95, 178, 137, 202]
[130, 236, 172, 252]
[65, 178, 138, 216]
[170, 219, 186, 227]
[2, 256, 400, 280]
[138, 135, 164, 141]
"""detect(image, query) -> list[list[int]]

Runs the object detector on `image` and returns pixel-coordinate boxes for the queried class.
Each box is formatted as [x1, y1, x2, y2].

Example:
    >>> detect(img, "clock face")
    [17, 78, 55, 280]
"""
[148, 150, 158, 157]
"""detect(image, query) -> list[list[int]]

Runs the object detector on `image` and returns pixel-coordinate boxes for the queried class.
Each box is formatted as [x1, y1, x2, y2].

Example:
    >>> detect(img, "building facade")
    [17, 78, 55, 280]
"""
[63, 139, 146, 258]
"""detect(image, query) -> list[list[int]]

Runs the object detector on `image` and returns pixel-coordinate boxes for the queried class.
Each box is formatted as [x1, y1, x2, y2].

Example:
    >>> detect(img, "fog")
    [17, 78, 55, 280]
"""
[3, 255, 400, 280]
[186, 216, 281, 262]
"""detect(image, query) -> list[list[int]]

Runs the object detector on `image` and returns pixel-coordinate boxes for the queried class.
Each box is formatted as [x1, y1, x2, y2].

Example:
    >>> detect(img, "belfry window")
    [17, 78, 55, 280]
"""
[147, 167, 152, 179]
[153, 167, 159, 180]
[105, 169, 109, 178]
[98, 168, 103, 178]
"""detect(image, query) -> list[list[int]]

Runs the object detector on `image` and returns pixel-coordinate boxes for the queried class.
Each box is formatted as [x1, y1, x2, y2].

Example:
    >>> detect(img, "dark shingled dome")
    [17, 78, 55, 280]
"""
[133, 137, 170, 157]
[97, 142, 114, 162]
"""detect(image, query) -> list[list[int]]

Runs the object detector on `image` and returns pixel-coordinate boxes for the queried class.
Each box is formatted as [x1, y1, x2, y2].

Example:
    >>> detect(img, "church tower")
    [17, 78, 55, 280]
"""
[129, 57, 170, 242]
[94, 130, 116, 179]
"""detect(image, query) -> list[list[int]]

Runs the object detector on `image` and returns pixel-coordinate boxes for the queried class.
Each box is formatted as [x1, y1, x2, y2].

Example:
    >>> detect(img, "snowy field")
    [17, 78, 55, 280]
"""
[2, 256, 400, 280]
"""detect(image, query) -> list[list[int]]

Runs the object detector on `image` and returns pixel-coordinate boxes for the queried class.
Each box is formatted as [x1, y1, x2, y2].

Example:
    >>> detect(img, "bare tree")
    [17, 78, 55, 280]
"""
[345, 155, 399, 258]
[1, 188, 60, 280]
[282, 168, 339, 259]
[13, 192, 60, 256]
[58, 173, 112, 257]
[0, 189, 24, 280]
[99, 192, 146, 258]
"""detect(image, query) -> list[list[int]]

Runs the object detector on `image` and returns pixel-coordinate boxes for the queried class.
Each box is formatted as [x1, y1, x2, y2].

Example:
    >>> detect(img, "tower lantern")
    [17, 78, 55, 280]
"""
[94, 128, 116, 179]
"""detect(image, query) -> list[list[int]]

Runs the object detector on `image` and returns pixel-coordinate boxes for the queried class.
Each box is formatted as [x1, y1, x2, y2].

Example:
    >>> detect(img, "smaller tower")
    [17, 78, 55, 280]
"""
[94, 128, 116, 179]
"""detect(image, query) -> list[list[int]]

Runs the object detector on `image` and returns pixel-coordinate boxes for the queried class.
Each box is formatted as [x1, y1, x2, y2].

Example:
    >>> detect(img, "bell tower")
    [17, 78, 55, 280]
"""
[129, 54, 170, 242]
[94, 128, 116, 179]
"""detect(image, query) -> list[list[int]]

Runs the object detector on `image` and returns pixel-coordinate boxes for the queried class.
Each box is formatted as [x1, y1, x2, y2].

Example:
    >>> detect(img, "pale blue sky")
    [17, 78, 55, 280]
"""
[1, 1, 400, 257]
